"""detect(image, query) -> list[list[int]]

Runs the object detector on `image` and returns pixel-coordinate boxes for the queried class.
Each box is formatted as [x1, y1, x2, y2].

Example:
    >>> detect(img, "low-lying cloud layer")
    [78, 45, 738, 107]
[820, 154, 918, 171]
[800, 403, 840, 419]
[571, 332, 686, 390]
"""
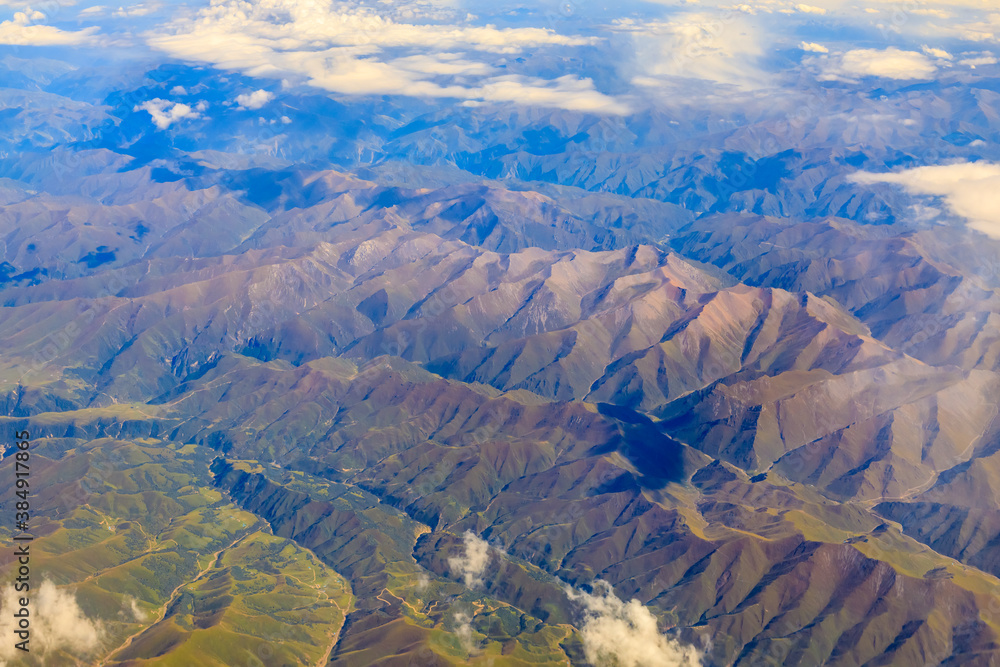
[122, 595, 148, 623]
[0, 580, 102, 664]
[814, 47, 939, 81]
[613, 13, 772, 89]
[452, 610, 479, 654]
[135, 98, 207, 129]
[850, 161, 1000, 238]
[567, 580, 702, 667]
[447, 530, 494, 588]
[236, 89, 275, 110]
[0, 10, 100, 45]
[144, 0, 628, 114]
[956, 13, 1000, 43]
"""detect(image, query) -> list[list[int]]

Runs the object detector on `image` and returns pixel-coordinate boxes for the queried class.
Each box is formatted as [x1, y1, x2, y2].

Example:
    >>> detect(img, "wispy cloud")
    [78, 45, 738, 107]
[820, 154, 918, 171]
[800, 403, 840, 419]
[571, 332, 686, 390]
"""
[567, 580, 702, 667]
[959, 54, 999, 67]
[452, 610, 479, 655]
[800, 41, 828, 52]
[447, 530, 495, 588]
[610, 13, 772, 89]
[795, 4, 827, 14]
[0, 10, 99, 45]
[812, 47, 938, 81]
[0, 581, 102, 662]
[113, 3, 160, 18]
[922, 45, 953, 59]
[850, 162, 1000, 239]
[121, 595, 148, 623]
[952, 13, 1000, 42]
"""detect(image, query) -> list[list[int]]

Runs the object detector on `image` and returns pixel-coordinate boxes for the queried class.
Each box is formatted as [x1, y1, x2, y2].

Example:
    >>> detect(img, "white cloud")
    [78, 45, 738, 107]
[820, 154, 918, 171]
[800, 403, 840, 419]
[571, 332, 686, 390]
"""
[236, 89, 275, 110]
[169, 84, 187, 95]
[959, 54, 999, 67]
[731, 4, 766, 15]
[389, 52, 492, 76]
[447, 530, 494, 589]
[567, 581, 702, 667]
[800, 41, 828, 53]
[849, 162, 1000, 239]
[0, 581, 102, 662]
[475, 75, 630, 114]
[452, 611, 479, 654]
[113, 3, 158, 17]
[17, 9, 44, 21]
[78, 5, 106, 16]
[0, 10, 99, 45]
[646, 0, 1000, 13]
[955, 13, 1000, 43]
[135, 98, 203, 129]
[922, 46, 953, 59]
[610, 13, 771, 88]
[815, 47, 938, 81]
[912, 8, 952, 18]
[121, 595, 148, 623]
[144, 0, 626, 114]
[795, 4, 827, 14]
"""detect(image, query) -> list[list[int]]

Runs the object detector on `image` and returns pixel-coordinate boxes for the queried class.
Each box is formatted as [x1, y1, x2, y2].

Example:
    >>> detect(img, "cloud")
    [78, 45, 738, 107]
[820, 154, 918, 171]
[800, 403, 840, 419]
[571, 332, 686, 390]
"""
[473, 75, 630, 114]
[452, 611, 479, 654]
[236, 89, 275, 110]
[113, 3, 158, 17]
[814, 47, 938, 81]
[849, 162, 1000, 238]
[800, 41, 828, 53]
[911, 8, 952, 18]
[795, 4, 827, 14]
[0, 580, 102, 662]
[922, 46, 952, 59]
[388, 52, 492, 76]
[144, 0, 626, 114]
[955, 13, 1000, 42]
[0, 10, 99, 45]
[121, 595, 148, 623]
[610, 13, 771, 88]
[960, 55, 998, 67]
[447, 531, 495, 589]
[567, 581, 702, 667]
[135, 98, 205, 129]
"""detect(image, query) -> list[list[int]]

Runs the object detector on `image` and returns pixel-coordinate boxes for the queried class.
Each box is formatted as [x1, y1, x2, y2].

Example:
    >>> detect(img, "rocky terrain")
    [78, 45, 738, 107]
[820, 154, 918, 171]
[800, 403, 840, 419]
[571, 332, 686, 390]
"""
[0, 10, 999, 663]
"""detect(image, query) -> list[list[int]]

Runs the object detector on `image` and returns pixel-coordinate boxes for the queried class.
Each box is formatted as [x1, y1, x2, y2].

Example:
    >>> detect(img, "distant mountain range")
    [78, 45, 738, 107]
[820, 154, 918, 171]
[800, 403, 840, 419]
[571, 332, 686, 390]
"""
[0, 132, 998, 664]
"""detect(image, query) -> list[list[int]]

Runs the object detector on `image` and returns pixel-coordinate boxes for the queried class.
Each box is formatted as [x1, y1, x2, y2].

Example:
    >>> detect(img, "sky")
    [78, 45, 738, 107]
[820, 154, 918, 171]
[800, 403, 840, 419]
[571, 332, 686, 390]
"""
[0, 0, 997, 115]
[0, 0, 999, 233]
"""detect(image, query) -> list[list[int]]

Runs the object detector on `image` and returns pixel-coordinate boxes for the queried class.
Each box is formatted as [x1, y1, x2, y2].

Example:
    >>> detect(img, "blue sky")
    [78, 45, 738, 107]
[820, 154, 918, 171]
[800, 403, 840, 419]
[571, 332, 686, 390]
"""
[1, 0, 997, 113]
